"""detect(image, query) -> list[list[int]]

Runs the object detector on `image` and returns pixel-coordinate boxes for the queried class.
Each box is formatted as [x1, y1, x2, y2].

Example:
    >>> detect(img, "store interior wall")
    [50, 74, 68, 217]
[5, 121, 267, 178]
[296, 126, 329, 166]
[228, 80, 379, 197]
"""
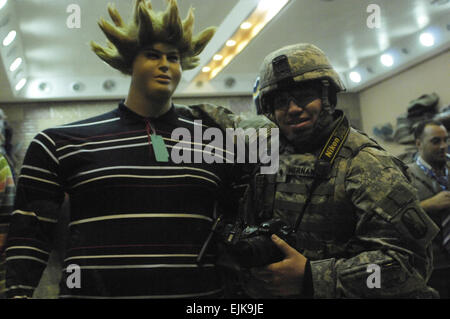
[359, 50, 450, 156]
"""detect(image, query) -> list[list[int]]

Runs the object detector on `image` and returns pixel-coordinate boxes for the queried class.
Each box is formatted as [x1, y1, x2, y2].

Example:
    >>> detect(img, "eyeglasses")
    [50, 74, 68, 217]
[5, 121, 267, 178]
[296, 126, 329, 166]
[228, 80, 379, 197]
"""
[267, 87, 320, 111]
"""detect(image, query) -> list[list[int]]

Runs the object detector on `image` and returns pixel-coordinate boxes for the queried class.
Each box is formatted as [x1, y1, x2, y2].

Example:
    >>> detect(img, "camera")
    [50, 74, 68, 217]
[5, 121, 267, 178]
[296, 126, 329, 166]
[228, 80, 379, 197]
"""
[219, 218, 297, 269]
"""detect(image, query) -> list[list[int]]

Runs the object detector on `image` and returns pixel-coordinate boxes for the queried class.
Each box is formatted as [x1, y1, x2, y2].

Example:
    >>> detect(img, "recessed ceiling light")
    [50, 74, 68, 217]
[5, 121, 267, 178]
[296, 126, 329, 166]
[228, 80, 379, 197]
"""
[380, 54, 394, 67]
[210, 68, 220, 78]
[71, 82, 85, 92]
[103, 79, 116, 91]
[237, 40, 249, 53]
[417, 16, 429, 27]
[420, 32, 435, 46]
[202, 66, 210, 73]
[240, 22, 252, 29]
[9, 57, 22, 72]
[3, 30, 16, 46]
[213, 54, 223, 61]
[349, 71, 361, 83]
[225, 77, 236, 88]
[226, 40, 236, 47]
[223, 56, 233, 66]
[38, 82, 51, 93]
[15, 78, 27, 91]
[251, 23, 265, 37]
[0, 0, 7, 11]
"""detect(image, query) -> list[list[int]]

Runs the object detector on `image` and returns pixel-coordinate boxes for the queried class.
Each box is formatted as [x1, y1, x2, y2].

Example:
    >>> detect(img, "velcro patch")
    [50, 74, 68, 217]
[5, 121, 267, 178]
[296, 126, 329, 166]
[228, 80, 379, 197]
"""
[401, 208, 427, 239]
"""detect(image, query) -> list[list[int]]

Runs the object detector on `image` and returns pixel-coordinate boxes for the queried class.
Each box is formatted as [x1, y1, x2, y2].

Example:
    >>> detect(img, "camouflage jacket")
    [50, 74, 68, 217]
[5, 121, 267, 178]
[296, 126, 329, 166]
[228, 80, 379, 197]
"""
[185, 104, 439, 298]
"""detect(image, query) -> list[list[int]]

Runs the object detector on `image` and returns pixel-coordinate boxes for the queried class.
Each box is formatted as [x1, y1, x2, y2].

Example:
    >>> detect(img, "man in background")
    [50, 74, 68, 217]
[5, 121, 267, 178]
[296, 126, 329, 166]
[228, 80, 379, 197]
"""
[408, 120, 450, 298]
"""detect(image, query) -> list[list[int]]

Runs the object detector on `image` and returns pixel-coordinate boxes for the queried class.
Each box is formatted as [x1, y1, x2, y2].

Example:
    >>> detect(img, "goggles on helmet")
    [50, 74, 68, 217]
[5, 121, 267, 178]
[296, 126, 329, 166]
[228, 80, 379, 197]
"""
[266, 87, 321, 111]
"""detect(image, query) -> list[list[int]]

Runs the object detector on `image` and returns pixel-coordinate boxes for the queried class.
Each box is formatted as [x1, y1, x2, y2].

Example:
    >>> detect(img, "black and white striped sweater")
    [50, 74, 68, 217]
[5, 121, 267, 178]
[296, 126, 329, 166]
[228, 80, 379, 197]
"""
[5, 102, 240, 299]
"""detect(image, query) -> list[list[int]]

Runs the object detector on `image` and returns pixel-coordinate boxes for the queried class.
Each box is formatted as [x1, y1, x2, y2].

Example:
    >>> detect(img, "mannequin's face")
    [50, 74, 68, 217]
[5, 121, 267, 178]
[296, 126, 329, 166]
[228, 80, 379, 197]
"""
[130, 42, 182, 100]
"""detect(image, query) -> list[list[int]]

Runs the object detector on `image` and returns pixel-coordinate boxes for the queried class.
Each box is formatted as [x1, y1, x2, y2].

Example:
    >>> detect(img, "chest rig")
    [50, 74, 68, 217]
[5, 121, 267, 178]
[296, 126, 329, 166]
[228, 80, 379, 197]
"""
[245, 116, 384, 259]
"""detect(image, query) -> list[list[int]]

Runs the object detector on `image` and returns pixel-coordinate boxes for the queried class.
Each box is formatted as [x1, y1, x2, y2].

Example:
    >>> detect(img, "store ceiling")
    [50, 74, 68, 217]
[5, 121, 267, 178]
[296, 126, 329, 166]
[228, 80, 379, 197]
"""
[0, 0, 449, 102]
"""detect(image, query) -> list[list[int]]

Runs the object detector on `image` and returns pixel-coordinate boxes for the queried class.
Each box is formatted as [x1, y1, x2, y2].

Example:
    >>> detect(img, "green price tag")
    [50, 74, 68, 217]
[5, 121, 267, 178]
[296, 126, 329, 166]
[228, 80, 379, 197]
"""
[151, 134, 169, 162]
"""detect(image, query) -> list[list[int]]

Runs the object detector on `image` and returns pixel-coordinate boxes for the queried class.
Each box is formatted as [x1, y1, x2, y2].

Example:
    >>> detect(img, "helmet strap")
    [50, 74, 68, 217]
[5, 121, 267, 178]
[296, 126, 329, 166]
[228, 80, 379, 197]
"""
[321, 80, 334, 115]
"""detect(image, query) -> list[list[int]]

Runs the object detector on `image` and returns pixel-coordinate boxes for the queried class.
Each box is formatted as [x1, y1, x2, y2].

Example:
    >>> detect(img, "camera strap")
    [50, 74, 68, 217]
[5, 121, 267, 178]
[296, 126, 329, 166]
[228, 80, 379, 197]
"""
[292, 114, 350, 233]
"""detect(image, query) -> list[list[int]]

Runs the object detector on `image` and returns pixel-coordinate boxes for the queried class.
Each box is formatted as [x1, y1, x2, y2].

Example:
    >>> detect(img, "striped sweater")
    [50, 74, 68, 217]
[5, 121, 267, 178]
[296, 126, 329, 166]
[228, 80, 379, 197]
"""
[5, 102, 240, 299]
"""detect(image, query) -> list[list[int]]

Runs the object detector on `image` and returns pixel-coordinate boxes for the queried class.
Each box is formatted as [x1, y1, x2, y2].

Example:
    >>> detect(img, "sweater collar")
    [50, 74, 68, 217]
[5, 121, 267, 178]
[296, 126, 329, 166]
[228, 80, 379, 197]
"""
[118, 100, 179, 124]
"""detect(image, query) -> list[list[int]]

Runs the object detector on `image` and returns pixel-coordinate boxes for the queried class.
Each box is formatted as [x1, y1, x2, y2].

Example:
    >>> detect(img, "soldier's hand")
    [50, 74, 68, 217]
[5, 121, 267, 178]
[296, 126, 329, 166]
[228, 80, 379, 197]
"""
[251, 234, 307, 296]
[421, 191, 450, 212]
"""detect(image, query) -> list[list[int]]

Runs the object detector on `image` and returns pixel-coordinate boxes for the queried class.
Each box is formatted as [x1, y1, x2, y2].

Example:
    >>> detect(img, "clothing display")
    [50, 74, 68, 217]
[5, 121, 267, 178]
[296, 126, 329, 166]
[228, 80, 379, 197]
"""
[5, 102, 239, 299]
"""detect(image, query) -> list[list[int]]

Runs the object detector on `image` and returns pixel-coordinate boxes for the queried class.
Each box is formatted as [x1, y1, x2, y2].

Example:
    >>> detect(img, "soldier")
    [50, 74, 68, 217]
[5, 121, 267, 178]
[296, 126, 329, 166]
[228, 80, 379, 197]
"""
[188, 43, 440, 298]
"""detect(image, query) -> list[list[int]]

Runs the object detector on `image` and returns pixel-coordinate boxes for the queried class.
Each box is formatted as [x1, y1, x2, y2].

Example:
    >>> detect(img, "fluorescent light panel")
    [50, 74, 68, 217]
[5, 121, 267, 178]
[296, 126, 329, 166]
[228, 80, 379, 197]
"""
[9, 57, 22, 72]
[15, 78, 27, 91]
[3, 30, 16, 46]
[195, 0, 290, 82]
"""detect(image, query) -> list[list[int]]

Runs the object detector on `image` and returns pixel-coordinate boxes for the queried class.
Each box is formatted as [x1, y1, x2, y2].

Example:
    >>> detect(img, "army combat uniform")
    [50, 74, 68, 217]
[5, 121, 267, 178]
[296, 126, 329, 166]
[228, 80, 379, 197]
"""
[187, 103, 439, 298]
[184, 43, 438, 298]
[185, 42, 439, 298]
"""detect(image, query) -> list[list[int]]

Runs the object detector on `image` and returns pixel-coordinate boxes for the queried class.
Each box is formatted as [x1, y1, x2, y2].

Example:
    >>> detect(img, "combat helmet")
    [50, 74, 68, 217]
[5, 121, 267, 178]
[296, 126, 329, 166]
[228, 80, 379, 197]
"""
[257, 43, 345, 114]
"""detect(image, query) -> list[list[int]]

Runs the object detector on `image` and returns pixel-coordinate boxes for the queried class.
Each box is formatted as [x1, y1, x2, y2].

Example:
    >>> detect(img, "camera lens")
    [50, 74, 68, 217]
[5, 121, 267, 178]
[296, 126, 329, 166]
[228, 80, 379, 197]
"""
[232, 236, 283, 268]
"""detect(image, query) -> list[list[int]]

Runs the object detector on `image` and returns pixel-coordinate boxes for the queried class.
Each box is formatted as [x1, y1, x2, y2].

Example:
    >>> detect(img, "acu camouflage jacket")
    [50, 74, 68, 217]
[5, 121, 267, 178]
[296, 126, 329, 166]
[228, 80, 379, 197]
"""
[183, 104, 439, 298]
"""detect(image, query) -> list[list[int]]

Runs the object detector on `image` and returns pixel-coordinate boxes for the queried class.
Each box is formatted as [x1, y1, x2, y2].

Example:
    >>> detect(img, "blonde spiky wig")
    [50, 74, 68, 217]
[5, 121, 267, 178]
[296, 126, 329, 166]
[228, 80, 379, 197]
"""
[91, 0, 216, 75]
